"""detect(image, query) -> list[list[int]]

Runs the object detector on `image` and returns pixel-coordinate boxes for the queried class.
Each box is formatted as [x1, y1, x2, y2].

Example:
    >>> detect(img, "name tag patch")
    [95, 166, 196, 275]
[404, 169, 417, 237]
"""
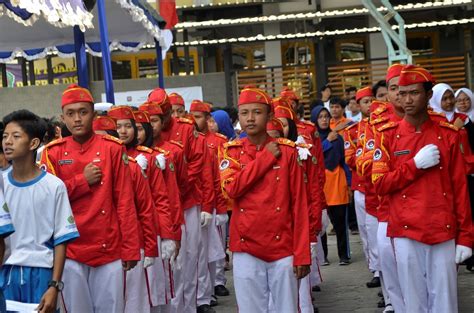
[59, 159, 73, 165]
[394, 150, 410, 156]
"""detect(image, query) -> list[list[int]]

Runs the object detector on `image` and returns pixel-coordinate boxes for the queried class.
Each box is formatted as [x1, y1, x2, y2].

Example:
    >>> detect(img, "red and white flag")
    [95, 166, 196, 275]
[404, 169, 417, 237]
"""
[157, 0, 178, 29]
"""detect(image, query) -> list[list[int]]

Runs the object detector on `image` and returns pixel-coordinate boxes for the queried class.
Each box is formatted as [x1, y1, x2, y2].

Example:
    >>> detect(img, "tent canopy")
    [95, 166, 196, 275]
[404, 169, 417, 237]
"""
[0, 0, 167, 62]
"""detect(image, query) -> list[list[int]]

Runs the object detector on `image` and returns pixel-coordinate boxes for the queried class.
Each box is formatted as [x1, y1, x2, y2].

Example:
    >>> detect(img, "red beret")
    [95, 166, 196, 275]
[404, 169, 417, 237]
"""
[385, 64, 404, 83]
[398, 65, 436, 86]
[93, 116, 116, 131]
[61, 84, 94, 108]
[273, 98, 295, 120]
[267, 118, 284, 133]
[133, 111, 150, 124]
[190, 100, 211, 113]
[280, 87, 299, 101]
[139, 101, 164, 116]
[169, 93, 185, 107]
[148, 88, 171, 112]
[238, 87, 272, 106]
[355, 87, 374, 102]
[107, 105, 135, 120]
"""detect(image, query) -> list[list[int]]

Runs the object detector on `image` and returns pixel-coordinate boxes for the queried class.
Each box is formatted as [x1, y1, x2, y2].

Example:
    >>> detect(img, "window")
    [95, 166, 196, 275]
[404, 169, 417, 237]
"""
[336, 38, 367, 62]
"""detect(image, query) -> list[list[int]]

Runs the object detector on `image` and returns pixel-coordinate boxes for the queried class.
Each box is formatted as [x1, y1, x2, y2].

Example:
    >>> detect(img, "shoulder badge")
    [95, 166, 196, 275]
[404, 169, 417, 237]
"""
[128, 156, 137, 163]
[214, 132, 228, 141]
[277, 138, 296, 147]
[122, 152, 129, 165]
[153, 147, 170, 155]
[370, 116, 389, 126]
[373, 105, 388, 116]
[136, 145, 153, 154]
[45, 138, 66, 149]
[103, 135, 124, 145]
[223, 139, 243, 149]
[177, 117, 194, 125]
[439, 121, 459, 131]
[170, 140, 184, 149]
[377, 121, 398, 132]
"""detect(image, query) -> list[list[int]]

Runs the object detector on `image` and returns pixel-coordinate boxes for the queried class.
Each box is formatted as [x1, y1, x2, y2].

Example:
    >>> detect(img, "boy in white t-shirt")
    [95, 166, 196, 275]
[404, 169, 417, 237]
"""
[0, 110, 79, 313]
[0, 166, 14, 313]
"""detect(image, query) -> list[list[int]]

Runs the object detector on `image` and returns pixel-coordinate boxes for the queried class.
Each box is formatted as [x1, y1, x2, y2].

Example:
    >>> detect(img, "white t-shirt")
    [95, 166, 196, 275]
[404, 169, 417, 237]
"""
[346, 111, 362, 122]
[3, 170, 79, 268]
[0, 173, 14, 238]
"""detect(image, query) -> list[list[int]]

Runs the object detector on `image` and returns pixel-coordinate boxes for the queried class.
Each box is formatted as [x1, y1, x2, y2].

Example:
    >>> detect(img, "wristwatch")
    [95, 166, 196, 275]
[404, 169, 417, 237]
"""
[47, 280, 64, 291]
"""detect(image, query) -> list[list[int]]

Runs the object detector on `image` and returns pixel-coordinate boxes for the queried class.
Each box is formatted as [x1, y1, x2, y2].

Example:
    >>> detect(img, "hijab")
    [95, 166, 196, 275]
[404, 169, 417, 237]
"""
[311, 106, 344, 171]
[211, 110, 236, 140]
[455, 88, 474, 121]
[429, 83, 455, 122]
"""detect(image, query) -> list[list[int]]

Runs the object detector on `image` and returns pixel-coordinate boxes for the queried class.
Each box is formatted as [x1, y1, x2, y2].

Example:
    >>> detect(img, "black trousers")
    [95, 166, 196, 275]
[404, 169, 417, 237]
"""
[327, 204, 350, 260]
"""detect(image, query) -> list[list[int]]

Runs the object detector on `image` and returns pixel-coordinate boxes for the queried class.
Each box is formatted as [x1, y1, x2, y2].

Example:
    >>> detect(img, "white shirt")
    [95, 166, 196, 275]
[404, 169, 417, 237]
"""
[3, 170, 79, 268]
[346, 111, 362, 122]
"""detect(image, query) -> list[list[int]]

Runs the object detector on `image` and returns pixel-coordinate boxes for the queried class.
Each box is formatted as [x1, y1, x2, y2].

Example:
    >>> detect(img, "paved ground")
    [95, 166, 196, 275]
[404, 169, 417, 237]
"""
[214, 234, 474, 313]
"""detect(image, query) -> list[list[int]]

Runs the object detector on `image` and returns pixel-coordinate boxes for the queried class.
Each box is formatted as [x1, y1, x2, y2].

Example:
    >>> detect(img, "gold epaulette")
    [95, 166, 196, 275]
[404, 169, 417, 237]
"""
[170, 140, 184, 149]
[370, 116, 389, 126]
[44, 138, 65, 149]
[277, 138, 296, 147]
[372, 103, 389, 116]
[377, 121, 398, 132]
[154, 147, 170, 155]
[439, 121, 459, 131]
[223, 139, 242, 149]
[177, 117, 193, 125]
[214, 132, 228, 140]
[103, 135, 123, 145]
[136, 145, 154, 154]
[345, 122, 358, 130]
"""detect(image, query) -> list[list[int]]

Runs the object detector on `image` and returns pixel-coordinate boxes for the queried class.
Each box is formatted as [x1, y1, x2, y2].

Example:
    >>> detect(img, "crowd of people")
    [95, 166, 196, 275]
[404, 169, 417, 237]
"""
[0, 63, 472, 313]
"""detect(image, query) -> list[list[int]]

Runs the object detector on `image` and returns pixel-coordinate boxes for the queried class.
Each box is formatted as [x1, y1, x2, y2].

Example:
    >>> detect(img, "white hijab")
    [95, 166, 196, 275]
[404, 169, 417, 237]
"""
[429, 83, 455, 122]
[455, 87, 474, 122]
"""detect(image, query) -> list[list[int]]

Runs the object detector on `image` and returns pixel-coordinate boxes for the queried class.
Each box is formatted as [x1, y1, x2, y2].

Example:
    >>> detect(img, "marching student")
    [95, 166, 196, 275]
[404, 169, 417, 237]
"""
[40, 84, 140, 312]
[372, 65, 472, 312]
[219, 86, 310, 313]
[2, 110, 79, 312]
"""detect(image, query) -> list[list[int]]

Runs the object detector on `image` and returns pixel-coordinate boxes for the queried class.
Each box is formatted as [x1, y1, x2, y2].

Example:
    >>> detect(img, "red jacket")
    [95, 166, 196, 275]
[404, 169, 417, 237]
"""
[220, 136, 310, 266]
[41, 134, 140, 266]
[372, 118, 472, 247]
[129, 146, 180, 241]
[343, 119, 367, 193]
[160, 117, 204, 210]
[196, 134, 216, 214]
[128, 158, 158, 257]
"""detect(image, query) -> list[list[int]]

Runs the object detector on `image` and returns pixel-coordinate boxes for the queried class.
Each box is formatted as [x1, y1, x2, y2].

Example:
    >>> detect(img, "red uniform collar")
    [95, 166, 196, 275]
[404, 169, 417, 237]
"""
[68, 133, 98, 151]
[400, 116, 434, 133]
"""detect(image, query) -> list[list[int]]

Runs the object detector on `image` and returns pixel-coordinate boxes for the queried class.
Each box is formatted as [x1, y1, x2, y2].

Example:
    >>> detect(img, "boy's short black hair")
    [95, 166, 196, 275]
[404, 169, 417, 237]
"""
[320, 84, 331, 92]
[2, 110, 47, 146]
[423, 81, 434, 93]
[345, 86, 357, 94]
[329, 97, 347, 109]
[372, 80, 387, 96]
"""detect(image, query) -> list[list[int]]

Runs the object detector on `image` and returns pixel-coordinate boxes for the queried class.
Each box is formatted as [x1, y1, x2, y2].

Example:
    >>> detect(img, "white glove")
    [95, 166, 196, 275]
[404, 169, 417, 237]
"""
[143, 257, 155, 268]
[161, 239, 177, 260]
[156, 153, 166, 170]
[310, 242, 317, 259]
[321, 209, 330, 235]
[413, 144, 440, 169]
[201, 212, 213, 227]
[215, 213, 229, 226]
[135, 153, 148, 171]
[296, 145, 312, 161]
[455, 245, 472, 264]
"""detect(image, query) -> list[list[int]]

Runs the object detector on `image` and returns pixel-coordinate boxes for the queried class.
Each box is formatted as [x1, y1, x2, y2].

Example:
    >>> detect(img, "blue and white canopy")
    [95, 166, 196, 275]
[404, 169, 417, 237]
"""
[0, 0, 169, 63]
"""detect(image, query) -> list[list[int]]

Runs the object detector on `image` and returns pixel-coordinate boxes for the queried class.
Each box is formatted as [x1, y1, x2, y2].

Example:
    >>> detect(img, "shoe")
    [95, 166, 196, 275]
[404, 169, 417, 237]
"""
[214, 285, 230, 297]
[378, 290, 383, 297]
[321, 258, 330, 266]
[366, 277, 381, 288]
[197, 304, 216, 313]
[210, 295, 218, 307]
[312, 285, 321, 292]
[377, 299, 385, 308]
[313, 307, 319, 313]
[383, 304, 394, 313]
[467, 264, 473, 272]
[339, 259, 350, 266]
[350, 229, 359, 235]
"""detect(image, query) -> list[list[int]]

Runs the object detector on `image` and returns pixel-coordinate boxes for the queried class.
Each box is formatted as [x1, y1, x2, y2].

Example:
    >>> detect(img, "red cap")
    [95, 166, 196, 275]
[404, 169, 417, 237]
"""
[190, 100, 211, 113]
[133, 111, 150, 124]
[169, 92, 185, 107]
[139, 101, 164, 116]
[238, 87, 272, 106]
[280, 87, 299, 101]
[148, 88, 171, 112]
[273, 98, 295, 120]
[107, 105, 135, 120]
[385, 64, 404, 83]
[93, 116, 116, 131]
[61, 84, 94, 108]
[355, 87, 374, 102]
[267, 118, 284, 133]
[398, 65, 436, 86]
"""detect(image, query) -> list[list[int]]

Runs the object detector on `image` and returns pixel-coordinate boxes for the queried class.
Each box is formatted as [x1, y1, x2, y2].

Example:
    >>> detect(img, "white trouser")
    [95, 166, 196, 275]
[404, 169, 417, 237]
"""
[298, 275, 314, 313]
[62, 259, 124, 313]
[354, 191, 369, 264]
[309, 236, 323, 286]
[377, 222, 405, 313]
[233, 253, 298, 313]
[148, 237, 172, 307]
[214, 224, 227, 287]
[365, 212, 380, 272]
[394, 238, 457, 313]
[171, 205, 201, 313]
[125, 250, 150, 313]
